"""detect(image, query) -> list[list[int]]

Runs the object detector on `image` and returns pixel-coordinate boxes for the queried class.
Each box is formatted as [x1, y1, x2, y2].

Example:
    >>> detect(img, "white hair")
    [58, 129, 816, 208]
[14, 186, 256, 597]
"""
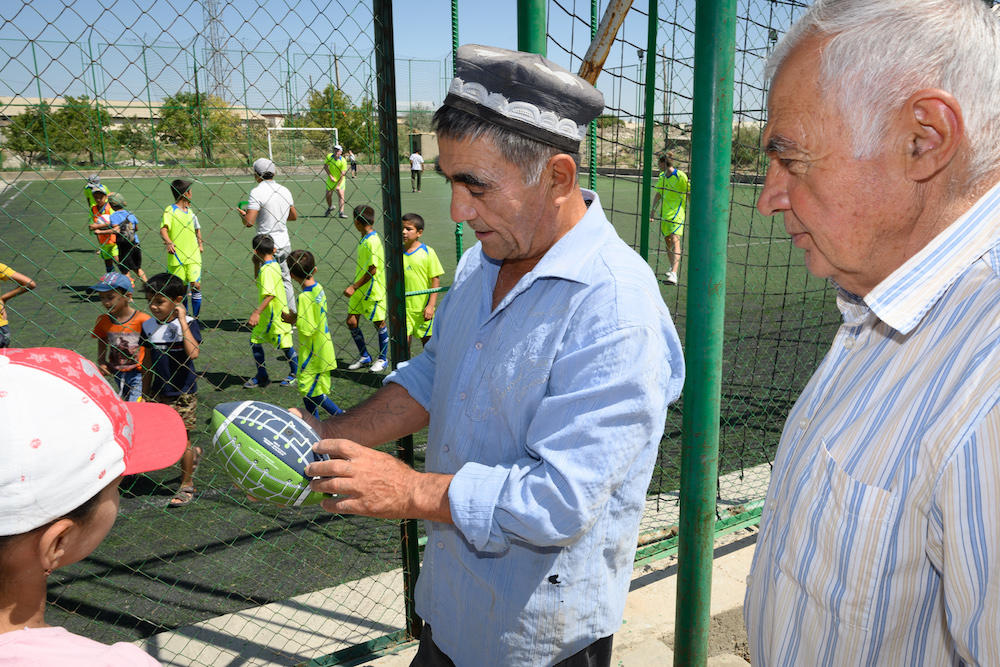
[767, 0, 1000, 185]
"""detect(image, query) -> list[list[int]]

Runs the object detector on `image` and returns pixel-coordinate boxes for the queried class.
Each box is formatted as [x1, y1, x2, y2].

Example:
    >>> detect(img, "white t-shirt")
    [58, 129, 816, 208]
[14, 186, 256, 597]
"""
[0, 626, 161, 666]
[246, 179, 293, 251]
[409, 153, 424, 171]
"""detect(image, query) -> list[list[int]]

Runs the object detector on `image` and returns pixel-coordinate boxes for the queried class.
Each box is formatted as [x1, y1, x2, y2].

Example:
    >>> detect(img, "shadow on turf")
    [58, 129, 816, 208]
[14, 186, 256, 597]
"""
[203, 370, 248, 391]
[60, 284, 102, 302]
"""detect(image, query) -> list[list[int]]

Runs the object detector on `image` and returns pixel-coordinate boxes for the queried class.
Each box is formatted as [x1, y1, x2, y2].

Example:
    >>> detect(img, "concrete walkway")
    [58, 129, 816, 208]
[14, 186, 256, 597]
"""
[139, 530, 757, 666]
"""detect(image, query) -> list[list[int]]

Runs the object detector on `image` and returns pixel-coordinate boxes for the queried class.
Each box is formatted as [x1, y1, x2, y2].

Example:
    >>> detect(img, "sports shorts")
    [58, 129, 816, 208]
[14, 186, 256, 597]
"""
[168, 261, 202, 285]
[155, 392, 198, 433]
[406, 310, 434, 339]
[297, 369, 331, 398]
[660, 218, 685, 238]
[100, 242, 120, 261]
[348, 291, 386, 322]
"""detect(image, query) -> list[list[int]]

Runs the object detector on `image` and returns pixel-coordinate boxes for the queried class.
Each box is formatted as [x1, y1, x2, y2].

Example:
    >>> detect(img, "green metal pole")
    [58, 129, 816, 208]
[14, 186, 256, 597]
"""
[193, 49, 206, 168]
[451, 0, 463, 262]
[93, 42, 107, 166]
[31, 41, 53, 167]
[638, 2, 658, 263]
[373, 0, 422, 641]
[143, 47, 159, 166]
[517, 0, 546, 56]
[673, 1, 736, 666]
[588, 0, 598, 191]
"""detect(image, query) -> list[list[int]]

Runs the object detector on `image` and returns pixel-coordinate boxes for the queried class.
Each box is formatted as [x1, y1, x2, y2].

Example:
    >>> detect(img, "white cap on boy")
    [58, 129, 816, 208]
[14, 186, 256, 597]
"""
[0, 348, 189, 536]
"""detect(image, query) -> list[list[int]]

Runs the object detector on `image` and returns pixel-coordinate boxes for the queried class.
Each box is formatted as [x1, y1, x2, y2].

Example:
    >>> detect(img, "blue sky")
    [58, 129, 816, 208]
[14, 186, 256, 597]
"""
[1, 0, 762, 122]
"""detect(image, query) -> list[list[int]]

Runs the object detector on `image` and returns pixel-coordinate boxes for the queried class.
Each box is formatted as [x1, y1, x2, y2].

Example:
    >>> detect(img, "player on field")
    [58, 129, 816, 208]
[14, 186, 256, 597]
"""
[282, 249, 343, 417]
[344, 205, 388, 372]
[87, 185, 119, 274]
[323, 144, 349, 218]
[401, 213, 444, 351]
[650, 152, 690, 285]
[245, 234, 298, 389]
[159, 179, 203, 318]
[0, 263, 37, 348]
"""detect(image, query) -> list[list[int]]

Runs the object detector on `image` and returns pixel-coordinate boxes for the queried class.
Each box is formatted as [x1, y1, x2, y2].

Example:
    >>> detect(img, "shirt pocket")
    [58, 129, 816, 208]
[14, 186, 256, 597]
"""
[775, 438, 897, 630]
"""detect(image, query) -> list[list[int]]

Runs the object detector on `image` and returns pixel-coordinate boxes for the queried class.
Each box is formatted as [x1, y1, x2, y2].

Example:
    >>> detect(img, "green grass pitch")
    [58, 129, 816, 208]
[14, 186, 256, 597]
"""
[0, 168, 839, 642]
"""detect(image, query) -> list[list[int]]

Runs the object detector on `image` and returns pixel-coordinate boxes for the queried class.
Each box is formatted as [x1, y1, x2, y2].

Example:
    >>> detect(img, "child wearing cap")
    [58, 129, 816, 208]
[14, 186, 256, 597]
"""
[159, 179, 203, 319]
[108, 192, 148, 286]
[0, 263, 37, 349]
[140, 273, 203, 508]
[322, 145, 349, 218]
[0, 346, 188, 665]
[91, 272, 150, 402]
[281, 249, 343, 416]
[87, 185, 120, 274]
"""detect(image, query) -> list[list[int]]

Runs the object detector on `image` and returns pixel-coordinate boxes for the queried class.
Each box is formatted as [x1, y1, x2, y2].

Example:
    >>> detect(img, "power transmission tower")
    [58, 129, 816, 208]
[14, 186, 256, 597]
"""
[203, 0, 229, 100]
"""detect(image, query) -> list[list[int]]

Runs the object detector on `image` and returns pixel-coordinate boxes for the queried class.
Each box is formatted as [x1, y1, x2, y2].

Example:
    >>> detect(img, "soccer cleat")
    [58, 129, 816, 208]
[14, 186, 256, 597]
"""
[243, 377, 269, 389]
[665, 271, 678, 285]
[279, 375, 296, 387]
[347, 356, 372, 371]
[370, 358, 387, 373]
[338, 211, 348, 219]
[324, 207, 333, 217]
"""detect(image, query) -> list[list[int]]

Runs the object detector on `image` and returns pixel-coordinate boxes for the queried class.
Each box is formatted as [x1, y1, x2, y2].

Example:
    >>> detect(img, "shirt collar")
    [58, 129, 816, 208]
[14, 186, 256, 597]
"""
[862, 179, 1000, 334]
[303, 282, 317, 292]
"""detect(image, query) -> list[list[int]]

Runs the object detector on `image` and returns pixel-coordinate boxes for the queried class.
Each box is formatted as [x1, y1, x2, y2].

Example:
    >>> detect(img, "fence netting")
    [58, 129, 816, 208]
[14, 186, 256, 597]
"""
[1, 0, 837, 664]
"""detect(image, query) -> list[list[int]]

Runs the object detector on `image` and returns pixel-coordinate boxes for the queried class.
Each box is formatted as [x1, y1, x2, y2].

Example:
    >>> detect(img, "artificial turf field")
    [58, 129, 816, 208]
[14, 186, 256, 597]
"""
[0, 168, 841, 644]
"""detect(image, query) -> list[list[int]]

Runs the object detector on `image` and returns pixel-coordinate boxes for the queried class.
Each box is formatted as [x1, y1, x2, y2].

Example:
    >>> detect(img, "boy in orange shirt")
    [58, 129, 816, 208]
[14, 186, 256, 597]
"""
[90, 272, 149, 401]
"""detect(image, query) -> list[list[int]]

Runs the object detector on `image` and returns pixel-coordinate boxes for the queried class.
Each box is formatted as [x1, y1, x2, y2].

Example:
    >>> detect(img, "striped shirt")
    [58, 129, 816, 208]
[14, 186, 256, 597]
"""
[745, 182, 1000, 666]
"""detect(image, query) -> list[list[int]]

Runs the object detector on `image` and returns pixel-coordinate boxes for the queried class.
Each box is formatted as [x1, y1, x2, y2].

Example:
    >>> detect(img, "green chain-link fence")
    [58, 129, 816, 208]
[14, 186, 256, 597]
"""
[1, 0, 839, 663]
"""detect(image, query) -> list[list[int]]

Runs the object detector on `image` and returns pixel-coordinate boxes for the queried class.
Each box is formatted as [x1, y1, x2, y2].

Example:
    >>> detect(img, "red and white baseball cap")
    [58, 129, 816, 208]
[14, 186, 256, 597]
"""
[0, 348, 189, 536]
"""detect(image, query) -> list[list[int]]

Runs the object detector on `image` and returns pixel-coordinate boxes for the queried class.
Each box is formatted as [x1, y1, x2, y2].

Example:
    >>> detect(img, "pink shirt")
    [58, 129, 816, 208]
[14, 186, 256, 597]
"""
[0, 626, 160, 666]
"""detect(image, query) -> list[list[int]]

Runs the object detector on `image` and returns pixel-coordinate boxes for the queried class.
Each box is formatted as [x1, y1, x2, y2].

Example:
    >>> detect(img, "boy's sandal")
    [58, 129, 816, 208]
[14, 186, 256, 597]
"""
[168, 485, 196, 508]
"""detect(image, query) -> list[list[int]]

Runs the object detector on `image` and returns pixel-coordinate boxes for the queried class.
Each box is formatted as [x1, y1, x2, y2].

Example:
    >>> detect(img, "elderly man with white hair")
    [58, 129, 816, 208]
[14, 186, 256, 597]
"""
[745, 0, 1000, 664]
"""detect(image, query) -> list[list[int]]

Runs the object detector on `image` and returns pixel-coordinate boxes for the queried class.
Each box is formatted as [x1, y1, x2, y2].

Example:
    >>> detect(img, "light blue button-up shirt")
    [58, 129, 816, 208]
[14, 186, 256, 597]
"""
[387, 191, 684, 666]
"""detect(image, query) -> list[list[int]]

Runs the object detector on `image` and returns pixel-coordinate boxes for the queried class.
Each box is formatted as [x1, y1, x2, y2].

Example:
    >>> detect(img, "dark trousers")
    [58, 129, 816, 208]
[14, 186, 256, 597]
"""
[410, 624, 614, 667]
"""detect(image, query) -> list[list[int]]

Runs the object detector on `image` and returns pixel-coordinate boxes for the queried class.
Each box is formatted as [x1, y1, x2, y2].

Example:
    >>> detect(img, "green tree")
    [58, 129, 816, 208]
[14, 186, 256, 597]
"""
[299, 85, 377, 157]
[111, 118, 151, 165]
[157, 92, 239, 164]
[732, 124, 764, 171]
[1, 102, 52, 164]
[50, 95, 112, 164]
[596, 114, 624, 129]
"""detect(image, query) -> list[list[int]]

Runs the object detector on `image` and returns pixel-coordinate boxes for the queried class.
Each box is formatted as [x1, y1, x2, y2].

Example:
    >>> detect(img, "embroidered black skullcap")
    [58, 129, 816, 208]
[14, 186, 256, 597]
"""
[442, 45, 605, 153]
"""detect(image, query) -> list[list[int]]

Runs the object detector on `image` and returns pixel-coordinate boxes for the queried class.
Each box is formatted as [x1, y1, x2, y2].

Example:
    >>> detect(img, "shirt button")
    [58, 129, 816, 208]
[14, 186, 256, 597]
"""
[798, 417, 809, 430]
[844, 337, 856, 349]
[443, 445, 450, 452]
[475, 342, 483, 350]
[437, 542, 444, 549]
[746, 574, 754, 587]
[460, 392, 467, 400]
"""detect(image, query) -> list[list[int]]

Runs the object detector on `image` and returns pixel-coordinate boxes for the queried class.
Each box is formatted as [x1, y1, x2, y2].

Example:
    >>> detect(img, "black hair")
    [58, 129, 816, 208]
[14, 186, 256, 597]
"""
[287, 249, 316, 280]
[252, 234, 276, 256]
[354, 205, 375, 228]
[144, 272, 187, 300]
[401, 212, 425, 232]
[170, 178, 193, 201]
[659, 153, 674, 169]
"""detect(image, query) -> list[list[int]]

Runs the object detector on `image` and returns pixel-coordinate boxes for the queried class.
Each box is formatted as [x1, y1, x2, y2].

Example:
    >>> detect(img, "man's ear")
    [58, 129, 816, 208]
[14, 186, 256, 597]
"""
[901, 89, 964, 182]
[546, 153, 579, 206]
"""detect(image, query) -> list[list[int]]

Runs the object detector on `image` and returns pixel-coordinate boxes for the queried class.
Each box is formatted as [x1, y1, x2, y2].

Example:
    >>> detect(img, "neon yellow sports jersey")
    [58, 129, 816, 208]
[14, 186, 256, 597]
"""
[296, 282, 336, 373]
[160, 204, 201, 267]
[254, 260, 292, 342]
[325, 154, 349, 183]
[355, 230, 386, 303]
[654, 168, 690, 224]
[0, 262, 14, 327]
[403, 243, 444, 314]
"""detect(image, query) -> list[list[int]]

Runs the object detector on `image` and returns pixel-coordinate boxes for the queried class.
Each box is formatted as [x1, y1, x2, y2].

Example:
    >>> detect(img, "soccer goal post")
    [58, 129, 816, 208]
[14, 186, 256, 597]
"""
[266, 127, 339, 164]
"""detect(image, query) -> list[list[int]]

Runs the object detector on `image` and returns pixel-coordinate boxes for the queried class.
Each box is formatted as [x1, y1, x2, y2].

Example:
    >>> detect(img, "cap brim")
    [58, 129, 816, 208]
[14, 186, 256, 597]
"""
[123, 401, 189, 474]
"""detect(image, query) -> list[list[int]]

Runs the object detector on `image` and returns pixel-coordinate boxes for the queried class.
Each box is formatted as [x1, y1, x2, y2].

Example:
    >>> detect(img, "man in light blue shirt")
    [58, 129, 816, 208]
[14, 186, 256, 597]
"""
[302, 45, 683, 666]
